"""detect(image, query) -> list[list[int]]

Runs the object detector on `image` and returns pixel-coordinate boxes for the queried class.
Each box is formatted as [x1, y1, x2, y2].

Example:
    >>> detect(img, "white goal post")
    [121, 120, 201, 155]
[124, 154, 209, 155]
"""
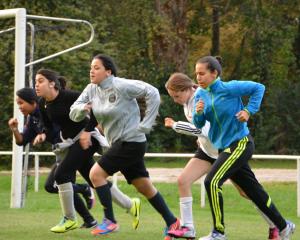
[0, 8, 94, 208]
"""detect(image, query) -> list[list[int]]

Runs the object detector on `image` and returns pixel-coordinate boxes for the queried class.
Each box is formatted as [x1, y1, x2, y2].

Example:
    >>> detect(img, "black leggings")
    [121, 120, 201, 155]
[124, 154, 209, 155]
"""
[45, 161, 94, 223]
[205, 136, 286, 233]
[54, 137, 99, 185]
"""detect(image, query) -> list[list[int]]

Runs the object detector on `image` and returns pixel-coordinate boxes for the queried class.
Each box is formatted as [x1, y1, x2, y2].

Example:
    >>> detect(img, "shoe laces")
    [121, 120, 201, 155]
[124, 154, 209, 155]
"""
[168, 219, 180, 231]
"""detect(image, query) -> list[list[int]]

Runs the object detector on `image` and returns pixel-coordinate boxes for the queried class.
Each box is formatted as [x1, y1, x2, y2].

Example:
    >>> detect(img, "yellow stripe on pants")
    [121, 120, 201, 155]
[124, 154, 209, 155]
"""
[210, 137, 248, 232]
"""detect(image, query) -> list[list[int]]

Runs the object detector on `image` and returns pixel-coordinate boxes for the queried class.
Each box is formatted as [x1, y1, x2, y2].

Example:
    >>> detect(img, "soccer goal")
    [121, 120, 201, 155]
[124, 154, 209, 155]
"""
[0, 8, 94, 208]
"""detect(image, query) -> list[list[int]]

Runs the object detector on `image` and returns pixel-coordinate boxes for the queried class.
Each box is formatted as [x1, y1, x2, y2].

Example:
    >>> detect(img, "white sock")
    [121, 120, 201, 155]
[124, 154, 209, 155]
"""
[180, 197, 194, 229]
[58, 182, 76, 220]
[110, 184, 132, 210]
[254, 205, 275, 228]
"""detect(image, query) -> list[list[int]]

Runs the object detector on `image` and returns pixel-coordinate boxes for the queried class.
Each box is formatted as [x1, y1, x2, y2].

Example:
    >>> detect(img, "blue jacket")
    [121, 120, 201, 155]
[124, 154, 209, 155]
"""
[192, 78, 265, 149]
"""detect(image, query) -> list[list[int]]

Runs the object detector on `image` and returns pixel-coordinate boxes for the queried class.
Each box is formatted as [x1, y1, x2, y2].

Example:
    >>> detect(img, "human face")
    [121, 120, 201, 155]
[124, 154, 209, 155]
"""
[35, 73, 56, 99]
[16, 96, 36, 116]
[167, 88, 192, 105]
[195, 63, 218, 89]
[90, 59, 111, 84]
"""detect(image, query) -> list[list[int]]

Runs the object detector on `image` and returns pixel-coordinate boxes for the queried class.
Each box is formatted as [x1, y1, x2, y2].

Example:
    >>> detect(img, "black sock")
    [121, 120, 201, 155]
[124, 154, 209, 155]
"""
[95, 183, 116, 223]
[148, 192, 176, 226]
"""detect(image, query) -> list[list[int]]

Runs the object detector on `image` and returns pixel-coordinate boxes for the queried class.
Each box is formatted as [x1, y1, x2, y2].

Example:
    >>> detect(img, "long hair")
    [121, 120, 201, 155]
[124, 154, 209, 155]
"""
[36, 69, 66, 90]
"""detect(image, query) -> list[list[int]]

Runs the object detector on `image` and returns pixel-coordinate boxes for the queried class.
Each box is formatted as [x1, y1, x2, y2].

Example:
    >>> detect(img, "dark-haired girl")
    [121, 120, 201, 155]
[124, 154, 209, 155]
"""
[193, 56, 294, 240]
[8, 87, 98, 229]
[70, 54, 179, 239]
[34, 69, 141, 233]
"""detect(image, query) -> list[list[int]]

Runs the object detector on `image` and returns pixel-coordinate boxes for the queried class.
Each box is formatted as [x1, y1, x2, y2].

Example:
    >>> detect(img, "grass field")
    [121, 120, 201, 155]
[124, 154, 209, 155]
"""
[0, 174, 298, 240]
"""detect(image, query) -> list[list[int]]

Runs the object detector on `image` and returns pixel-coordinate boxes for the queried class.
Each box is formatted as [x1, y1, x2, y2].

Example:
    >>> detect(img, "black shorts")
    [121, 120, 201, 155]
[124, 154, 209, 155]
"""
[97, 141, 149, 184]
[194, 147, 216, 164]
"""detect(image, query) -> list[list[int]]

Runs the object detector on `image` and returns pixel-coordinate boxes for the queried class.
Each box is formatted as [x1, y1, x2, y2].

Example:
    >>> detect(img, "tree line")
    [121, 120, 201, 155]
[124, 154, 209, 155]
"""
[0, 0, 299, 168]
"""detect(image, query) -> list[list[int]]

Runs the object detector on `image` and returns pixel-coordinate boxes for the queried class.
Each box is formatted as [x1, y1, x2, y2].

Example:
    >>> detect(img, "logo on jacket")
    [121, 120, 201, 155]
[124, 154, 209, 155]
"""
[108, 94, 116, 103]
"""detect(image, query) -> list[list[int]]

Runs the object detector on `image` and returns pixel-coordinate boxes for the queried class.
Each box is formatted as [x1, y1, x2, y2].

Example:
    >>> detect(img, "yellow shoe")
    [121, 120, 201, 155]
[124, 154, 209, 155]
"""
[50, 217, 78, 233]
[129, 198, 141, 230]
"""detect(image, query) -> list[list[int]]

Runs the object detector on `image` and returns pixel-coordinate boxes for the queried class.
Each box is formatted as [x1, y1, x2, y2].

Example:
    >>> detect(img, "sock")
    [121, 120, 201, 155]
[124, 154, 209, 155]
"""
[148, 192, 177, 226]
[254, 205, 276, 228]
[95, 183, 116, 223]
[110, 183, 132, 210]
[57, 182, 76, 220]
[74, 192, 94, 223]
[180, 197, 194, 229]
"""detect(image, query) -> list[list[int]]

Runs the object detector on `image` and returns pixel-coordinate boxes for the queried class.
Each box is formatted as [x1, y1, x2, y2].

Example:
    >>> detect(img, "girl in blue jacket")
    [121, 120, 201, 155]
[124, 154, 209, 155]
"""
[193, 56, 295, 240]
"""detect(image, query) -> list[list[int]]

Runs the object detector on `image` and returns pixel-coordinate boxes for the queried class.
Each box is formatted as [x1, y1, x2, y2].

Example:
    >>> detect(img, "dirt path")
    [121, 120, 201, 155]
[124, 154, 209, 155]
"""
[1, 168, 296, 183]
[115, 168, 297, 183]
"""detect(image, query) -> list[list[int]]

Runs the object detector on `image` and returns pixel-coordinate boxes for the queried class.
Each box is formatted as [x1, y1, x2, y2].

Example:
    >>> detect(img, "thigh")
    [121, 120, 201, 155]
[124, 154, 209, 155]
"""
[120, 158, 149, 184]
[180, 158, 211, 184]
[77, 138, 99, 186]
[98, 141, 146, 177]
[207, 136, 254, 185]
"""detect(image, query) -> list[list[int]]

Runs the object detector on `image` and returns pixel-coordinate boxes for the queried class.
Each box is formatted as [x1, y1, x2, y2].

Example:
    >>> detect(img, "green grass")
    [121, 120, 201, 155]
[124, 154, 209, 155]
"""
[145, 158, 297, 169]
[0, 174, 299, 240]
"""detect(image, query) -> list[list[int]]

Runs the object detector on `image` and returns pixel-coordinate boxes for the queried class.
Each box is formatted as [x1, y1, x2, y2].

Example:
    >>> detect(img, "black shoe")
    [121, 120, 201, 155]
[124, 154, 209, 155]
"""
[82, 186, 95, 210]
[80, 220, 98, 228]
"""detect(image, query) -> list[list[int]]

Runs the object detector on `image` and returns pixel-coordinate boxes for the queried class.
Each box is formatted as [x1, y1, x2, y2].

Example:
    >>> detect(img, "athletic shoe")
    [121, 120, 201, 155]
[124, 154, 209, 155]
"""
[199, 230, 227, 240]
[168, 225, 196, 239]
[91, 218, 119, 235]
[163, 218, 180, 240]
[50, 217, 78, 233]
[82, 186, 95, 210]
[268, 227, 280, 240]
[279, 220, 295, 240]
[80, 219, 98, 228]
[129, 198, 141, 230]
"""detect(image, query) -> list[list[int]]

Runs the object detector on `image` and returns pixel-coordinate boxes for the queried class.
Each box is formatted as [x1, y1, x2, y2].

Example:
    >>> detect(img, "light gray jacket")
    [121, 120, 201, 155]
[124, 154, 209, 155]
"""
[69, 76, 160, 145]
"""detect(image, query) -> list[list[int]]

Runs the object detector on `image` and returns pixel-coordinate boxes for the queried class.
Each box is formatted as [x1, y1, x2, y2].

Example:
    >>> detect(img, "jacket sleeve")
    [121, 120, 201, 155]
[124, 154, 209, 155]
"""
[192, 90, 206, 129]
[227, 80, 265, 115]
[69, 84, 93, 122]
[173, 121, 202, 137]
[122, 79, 160, 133]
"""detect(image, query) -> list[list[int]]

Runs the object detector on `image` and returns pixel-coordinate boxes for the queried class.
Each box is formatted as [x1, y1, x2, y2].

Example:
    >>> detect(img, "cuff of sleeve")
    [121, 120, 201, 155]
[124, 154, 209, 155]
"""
[243, 108, 251, 116]
[172, 122, 177, 130]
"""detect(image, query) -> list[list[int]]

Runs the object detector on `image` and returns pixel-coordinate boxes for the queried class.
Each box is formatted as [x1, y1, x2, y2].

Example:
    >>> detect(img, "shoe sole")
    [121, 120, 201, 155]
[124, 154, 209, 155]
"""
[133, 198, 141, 230]
[91, 225, 120, 235]
[50, 224, 78, 233]
[168, 233, 195, 239]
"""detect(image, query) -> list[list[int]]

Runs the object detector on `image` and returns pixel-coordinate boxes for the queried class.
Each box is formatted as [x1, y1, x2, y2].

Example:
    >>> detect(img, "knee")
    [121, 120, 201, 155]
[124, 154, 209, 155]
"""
[44, 183, 58, 193]
[238, 189, 249, 199]
[89, 170, 98, 185]
[89, 164, 106, 187]
[177, 174, 190, 189]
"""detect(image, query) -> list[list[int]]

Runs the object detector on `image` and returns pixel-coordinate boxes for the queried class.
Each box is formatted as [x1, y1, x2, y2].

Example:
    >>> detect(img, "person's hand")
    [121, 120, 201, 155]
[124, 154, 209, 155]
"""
[164, 117, 175, 128]
[33, 133, 46, 145]
[84, 102, 92, 113]
[8, 118, 18, 131]
[80, 131, 92, 150]
[195, 99, 205, 114]
[235, 110, 250, 122]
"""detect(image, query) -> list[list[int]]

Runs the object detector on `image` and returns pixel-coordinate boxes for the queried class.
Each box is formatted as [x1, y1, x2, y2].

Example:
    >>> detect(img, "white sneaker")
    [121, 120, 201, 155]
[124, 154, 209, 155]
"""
[279, 220, 295, 240]
[199, 230, 227, 240]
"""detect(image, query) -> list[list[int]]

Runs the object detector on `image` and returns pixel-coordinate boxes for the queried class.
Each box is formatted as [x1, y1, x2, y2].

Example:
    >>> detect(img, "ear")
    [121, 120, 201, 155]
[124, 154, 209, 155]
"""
[49, 82, 55, 88]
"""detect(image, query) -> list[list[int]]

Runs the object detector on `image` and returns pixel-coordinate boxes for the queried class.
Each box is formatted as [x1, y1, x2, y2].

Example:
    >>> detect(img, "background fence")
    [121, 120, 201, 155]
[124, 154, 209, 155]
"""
[1, 151, 300, 216]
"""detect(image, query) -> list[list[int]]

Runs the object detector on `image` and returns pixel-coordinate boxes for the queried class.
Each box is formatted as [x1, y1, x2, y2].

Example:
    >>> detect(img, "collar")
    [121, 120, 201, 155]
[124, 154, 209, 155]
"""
[98, 75, 113, 89]
[206, 77, 220, 92]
